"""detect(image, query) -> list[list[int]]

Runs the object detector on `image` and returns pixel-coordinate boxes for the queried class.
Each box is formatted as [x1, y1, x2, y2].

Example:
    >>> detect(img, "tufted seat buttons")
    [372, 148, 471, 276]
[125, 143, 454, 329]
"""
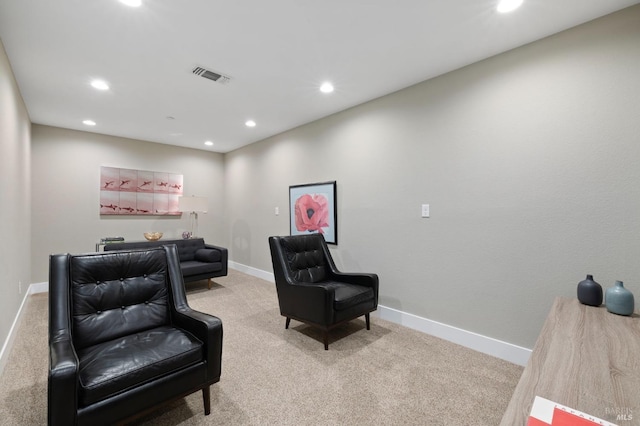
[121, 306, 125, 310]
[145, 301, 149, 304]
[120, 278, 124, 281]
[96, 310, 102, 314]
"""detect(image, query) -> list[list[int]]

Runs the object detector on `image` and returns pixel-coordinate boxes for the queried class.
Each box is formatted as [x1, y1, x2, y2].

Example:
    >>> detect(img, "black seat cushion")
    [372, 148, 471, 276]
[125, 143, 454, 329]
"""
[313, 281, 374, 311]
[78, 326, 203, 406]
[180, 260, 222, 276]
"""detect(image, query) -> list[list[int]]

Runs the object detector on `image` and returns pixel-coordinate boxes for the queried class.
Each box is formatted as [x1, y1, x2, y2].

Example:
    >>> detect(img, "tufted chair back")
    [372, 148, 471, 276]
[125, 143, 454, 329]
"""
[70, 248, 169, 350]
[281, 234, 329, 283]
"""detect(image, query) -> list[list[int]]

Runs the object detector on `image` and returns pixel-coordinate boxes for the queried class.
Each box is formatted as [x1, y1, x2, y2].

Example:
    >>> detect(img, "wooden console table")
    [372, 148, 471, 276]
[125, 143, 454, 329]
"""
[501, 297, 640, 425]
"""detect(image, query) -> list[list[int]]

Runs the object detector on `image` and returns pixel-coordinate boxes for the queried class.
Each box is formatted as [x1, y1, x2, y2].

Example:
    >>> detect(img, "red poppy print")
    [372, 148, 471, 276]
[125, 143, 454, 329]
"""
[294, 193, 329, 234]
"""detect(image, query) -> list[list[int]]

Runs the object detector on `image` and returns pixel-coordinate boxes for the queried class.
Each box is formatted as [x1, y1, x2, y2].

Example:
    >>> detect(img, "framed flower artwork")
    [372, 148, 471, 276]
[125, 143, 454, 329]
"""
[289, 181, 337, 244]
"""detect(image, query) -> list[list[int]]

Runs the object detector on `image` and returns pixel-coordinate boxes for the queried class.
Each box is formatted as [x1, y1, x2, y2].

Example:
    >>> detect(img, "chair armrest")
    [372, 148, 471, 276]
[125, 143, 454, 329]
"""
[48, 253, 80, 425]
[174, 308, 223, 382]
[329, 272, 379, 306]
[164, 244, 223, 381]
[319, 238, 379, 302]
[278, 281, 334, 325]
[330, 272, 378, 286]
[204, 244, 228, 276]
[204, 243, 227, 252]
[48, 336, 79, 426]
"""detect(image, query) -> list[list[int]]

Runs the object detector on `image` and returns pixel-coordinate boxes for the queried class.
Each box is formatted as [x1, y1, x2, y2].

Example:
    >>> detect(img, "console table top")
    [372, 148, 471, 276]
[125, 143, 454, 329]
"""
[501, 297, 640, 425]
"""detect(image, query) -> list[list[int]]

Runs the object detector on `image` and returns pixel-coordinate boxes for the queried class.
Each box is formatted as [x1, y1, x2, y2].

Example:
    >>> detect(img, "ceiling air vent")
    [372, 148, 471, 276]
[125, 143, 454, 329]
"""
[192, 66, 231, 84]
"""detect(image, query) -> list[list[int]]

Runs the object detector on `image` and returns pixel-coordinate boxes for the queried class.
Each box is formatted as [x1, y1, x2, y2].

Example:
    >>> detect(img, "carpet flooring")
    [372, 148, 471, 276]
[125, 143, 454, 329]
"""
[0, 269, 522, 425]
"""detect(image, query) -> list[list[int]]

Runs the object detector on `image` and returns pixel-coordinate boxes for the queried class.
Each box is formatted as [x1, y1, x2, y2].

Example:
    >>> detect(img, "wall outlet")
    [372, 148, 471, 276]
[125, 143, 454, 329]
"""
[421, 204, 430, 218]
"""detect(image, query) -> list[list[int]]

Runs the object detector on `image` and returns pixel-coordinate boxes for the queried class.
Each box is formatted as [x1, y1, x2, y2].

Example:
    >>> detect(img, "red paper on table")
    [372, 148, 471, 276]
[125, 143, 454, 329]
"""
[527, 396, 618, 426]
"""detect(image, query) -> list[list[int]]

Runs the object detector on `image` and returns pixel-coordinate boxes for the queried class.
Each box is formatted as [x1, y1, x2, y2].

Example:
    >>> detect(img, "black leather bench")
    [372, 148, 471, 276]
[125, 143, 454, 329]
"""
[104, 238, 227, 288]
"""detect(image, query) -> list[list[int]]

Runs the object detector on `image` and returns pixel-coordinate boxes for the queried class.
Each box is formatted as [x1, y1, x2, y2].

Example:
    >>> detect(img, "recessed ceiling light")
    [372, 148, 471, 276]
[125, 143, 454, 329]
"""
[83, 120, 97, 126]
[90, 79, 109, 91]
[245, 120, 256, 128]
[119, 0, 142, 7]
[497, 0, 523, 13]
[204, 141, 214, 146]
[320, 82, 334, 93]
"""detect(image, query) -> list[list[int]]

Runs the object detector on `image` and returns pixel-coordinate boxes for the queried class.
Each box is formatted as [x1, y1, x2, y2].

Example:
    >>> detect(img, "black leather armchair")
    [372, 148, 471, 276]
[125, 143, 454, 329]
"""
[48, 245, 223, 426]
[268, 234, 378, 349]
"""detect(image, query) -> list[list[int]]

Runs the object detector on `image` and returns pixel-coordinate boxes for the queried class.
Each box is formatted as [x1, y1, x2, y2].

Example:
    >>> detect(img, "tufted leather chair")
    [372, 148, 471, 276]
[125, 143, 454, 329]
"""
[48, 245, 223, 426]
[268, 234, 378, 349]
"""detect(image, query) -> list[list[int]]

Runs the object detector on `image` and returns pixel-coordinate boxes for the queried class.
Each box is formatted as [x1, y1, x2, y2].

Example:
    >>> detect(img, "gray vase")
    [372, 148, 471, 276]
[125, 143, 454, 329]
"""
[577, 274, 602, 306]
[605, 280, 635, 316]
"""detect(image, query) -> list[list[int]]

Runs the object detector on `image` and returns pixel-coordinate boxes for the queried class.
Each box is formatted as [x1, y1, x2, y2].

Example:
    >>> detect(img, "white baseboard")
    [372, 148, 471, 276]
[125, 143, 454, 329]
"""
[374, 305, 531, 366]
[231, 262, 531, 366]
[0, 288, 31, 376]
[0, 282, 49, 375]
[29, 281, 48, 294]
[229, 261, 275, 282]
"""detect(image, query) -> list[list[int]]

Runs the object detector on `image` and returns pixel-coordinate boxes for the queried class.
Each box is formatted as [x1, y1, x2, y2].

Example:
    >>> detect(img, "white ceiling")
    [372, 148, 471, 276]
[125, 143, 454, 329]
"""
[1, 0, 638, 153]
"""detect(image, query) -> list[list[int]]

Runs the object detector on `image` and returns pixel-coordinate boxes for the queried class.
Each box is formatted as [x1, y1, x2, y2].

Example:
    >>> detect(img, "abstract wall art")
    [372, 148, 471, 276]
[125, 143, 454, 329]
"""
[289, 181, 337, 244]
[100, 166, 183, 215]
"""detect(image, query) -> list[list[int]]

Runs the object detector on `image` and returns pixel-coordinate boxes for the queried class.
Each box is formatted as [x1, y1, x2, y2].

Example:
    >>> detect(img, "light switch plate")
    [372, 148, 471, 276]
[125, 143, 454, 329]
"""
[421, 204, 430, 218]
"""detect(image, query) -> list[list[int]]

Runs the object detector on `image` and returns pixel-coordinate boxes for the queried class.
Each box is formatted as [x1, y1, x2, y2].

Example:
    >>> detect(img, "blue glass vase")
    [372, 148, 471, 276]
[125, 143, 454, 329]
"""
[605, 281, 635, 316]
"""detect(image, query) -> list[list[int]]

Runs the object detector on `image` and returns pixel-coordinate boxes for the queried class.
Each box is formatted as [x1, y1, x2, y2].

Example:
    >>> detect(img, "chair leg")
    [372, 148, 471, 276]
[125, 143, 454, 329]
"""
[365, 313, 370, 330]
[202, 386, 211, 415]
[285, 317, 291, 329]
[323, 331, 329, 350]
[208, 278, 212, 289]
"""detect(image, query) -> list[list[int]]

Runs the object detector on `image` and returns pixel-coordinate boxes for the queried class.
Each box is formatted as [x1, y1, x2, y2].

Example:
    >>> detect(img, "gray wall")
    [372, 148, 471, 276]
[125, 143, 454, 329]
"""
[30, 125, 225, 283]
[0, 39, 31, 351]
[224, 6, 640, 349]
[7, 6, 640, 354]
